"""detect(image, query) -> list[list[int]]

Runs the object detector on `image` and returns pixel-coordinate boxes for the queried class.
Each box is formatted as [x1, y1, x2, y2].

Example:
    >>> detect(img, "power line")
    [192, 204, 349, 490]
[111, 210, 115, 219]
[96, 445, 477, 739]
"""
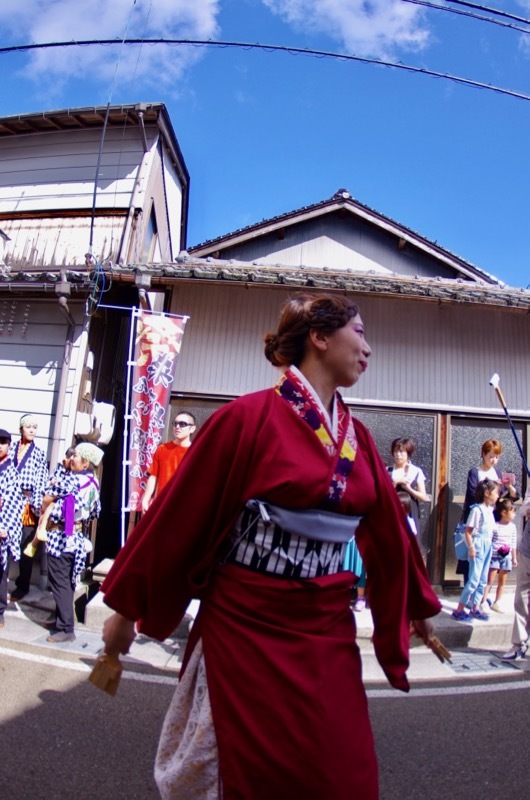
[443, 0, 530, 25]
[403, 0, 530, 34]
[2, 38, 530, 103]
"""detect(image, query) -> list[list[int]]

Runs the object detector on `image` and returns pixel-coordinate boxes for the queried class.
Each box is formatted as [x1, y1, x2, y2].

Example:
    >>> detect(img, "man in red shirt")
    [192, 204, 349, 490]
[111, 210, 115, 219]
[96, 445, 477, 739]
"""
[141, 412, 196, 513]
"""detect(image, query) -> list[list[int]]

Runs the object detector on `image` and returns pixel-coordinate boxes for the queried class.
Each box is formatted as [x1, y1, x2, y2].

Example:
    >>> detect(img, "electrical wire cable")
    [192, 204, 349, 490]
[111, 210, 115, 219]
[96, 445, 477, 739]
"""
[402, 0, 530, 34]
[443, 0, 530, 25]
[2, 38, 530, 102]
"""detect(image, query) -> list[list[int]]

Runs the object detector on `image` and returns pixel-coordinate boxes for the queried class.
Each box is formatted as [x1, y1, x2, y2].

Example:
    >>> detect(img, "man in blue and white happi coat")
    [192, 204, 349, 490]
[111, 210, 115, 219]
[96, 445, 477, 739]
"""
[43, 443, 103, 643]
[0, 428, 23, 628]
[9, 413, 48, 601]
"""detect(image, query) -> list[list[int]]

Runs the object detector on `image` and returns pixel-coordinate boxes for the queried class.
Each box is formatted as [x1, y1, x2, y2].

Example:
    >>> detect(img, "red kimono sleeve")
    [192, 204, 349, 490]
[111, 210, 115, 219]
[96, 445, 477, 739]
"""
[102, 398, 262, 640]
[353, 421, 441, 691]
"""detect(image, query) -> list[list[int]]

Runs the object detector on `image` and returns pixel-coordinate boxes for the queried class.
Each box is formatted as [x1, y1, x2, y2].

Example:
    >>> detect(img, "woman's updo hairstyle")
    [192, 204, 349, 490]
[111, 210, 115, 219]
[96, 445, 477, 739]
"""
[264, 293, 359, 368]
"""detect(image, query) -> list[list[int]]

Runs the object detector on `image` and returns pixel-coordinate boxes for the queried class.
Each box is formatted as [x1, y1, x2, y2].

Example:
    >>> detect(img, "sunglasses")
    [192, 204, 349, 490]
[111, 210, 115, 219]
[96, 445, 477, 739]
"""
[173, 421, 192, 428]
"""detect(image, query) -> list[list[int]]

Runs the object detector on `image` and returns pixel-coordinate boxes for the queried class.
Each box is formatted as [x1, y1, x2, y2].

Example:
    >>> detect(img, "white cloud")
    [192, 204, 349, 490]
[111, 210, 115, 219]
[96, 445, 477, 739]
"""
[0, 0, 220, 94]
[261, 0, 430, 58]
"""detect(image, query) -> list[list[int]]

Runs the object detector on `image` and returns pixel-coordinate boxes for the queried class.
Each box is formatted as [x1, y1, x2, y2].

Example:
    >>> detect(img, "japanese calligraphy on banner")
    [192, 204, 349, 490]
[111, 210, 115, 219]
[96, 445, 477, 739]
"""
[127, 310, 188, 511]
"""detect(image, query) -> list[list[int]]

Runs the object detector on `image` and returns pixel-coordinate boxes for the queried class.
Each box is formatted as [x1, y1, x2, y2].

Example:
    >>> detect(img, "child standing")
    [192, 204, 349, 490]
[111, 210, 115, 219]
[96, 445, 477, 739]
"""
[398, 490, 417, 536]
[482, 497, 518, 613]
[452, 478, 500, 622]
[23, 447, 76, 558]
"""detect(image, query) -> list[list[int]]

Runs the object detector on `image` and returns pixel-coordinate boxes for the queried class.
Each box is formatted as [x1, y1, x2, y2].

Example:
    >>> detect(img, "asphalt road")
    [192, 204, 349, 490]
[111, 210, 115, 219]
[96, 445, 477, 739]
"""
[1, 645, 529, 799]
[369, 676, 530, 800]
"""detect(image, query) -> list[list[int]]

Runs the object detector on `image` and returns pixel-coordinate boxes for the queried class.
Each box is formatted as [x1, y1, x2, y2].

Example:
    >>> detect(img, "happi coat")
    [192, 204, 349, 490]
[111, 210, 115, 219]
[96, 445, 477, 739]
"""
[103, 381, 441, 799]
[0, 458, 23, 568]
[10, 440, 48, 522]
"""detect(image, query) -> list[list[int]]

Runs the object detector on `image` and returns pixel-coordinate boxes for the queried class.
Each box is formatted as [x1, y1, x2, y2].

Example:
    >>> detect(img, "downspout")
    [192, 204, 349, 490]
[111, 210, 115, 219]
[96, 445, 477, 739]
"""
[48, 274, 77, 470]
[137, 107, 149, 153]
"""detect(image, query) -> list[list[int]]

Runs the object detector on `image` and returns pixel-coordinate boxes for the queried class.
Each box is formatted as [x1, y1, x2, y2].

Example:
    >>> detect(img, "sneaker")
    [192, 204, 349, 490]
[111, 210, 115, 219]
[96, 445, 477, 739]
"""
[353, 597, 366, 612]
[469, 608, 490, 621]
[501, 644, 528, 661]
[451, 609, 473, 622]
[490, 602, 503, 614]
[46, 631, 76, 643]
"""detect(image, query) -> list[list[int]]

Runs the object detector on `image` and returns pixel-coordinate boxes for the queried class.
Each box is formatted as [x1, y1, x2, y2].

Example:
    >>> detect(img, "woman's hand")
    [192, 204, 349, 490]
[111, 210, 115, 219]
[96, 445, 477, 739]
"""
[468, 545, 476, 559]
[410, 618, 434, 646]
[102, 612, 137, 658]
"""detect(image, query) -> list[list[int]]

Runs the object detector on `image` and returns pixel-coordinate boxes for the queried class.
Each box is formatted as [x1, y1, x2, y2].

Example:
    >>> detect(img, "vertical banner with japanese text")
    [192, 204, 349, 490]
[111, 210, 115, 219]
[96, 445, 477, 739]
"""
[127, 310, 188, 512]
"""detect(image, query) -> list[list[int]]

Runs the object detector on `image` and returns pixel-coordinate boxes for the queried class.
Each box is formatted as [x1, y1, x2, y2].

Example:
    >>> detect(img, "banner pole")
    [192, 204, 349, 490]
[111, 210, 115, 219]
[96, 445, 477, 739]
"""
[121, 306, 139, 548]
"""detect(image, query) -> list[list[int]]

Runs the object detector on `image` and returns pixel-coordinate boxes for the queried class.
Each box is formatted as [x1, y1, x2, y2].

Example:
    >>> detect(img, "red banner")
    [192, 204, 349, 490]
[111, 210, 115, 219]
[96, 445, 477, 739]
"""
[127, 311, 188, 511]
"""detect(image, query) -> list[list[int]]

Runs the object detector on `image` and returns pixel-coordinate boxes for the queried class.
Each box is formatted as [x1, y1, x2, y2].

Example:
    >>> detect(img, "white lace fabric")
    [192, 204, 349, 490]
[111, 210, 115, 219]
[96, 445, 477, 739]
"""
[155, 640, 219, 799]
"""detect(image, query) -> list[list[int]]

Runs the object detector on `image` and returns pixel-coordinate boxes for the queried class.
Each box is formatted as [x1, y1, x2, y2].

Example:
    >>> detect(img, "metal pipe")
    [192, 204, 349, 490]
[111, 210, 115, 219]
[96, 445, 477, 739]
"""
[48, 315, 76, 472]
[137, 108, 149, 153]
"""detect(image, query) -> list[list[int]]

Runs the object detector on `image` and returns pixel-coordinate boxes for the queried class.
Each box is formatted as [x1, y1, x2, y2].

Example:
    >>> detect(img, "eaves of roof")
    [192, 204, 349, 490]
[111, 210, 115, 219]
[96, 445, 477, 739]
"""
[0, 102, 164, 137]
[0, 269, 95, 294]
[189, 191, 500, 286]
[102, 256, 530, 311]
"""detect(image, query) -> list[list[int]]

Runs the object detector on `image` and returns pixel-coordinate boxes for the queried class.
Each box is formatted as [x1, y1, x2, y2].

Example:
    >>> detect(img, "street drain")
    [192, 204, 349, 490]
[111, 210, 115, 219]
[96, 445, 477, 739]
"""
[448, 650, 520, 675]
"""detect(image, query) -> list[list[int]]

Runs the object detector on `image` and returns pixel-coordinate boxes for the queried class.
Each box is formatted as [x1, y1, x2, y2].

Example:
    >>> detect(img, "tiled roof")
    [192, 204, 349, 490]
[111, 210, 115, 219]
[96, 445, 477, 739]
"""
[105, 255, 530, 310]
[0, 268, 94, 290]
[2, 257, 527, 310]
[189, 189, 501, 286]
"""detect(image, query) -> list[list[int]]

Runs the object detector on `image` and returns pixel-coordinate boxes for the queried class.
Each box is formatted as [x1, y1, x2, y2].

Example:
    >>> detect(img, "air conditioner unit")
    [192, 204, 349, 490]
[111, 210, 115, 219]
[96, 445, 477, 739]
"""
[75, 402, 116, 445]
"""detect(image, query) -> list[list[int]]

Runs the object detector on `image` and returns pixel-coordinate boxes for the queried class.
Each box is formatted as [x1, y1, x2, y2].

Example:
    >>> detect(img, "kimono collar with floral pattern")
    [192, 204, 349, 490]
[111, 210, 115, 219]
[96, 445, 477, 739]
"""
[275, 366, 358, 505]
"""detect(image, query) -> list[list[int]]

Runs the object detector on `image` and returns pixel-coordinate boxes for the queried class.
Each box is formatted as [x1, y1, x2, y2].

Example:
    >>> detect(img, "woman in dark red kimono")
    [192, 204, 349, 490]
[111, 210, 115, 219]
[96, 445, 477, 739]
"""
[102, 294, 441, 800]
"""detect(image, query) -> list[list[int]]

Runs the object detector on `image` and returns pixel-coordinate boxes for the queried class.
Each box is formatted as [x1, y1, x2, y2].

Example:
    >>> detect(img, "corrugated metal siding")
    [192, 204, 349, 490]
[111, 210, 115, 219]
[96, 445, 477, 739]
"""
[2, 215, 125, 268]
[0, 299, 87, 459]
[354, 296, 530, 413]
[169, 284, 530, 415]
[0, 125, 157, 213]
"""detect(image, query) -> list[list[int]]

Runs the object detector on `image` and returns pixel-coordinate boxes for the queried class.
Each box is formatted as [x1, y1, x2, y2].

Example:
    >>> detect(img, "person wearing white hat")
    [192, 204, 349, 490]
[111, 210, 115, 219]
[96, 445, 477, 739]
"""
[43, 442, 103, 643]
[9, 414, 48, 601]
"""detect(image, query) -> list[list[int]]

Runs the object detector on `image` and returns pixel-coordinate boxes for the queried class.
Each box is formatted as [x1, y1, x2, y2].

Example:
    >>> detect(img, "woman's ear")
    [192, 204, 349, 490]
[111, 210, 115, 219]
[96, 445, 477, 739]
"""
[308, 328, 329, 352]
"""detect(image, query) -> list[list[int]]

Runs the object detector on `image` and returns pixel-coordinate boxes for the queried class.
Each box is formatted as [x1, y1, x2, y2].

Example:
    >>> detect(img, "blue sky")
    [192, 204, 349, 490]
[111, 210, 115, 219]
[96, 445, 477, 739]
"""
[1, 0, 529, 287]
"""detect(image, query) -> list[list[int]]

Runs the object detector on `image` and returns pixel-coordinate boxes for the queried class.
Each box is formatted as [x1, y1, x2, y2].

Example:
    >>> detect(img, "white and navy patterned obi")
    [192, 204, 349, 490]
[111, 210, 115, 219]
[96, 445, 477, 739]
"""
[10, 440, 48, 517]
[0, 459, 24, 568]
[225, 504, 348, 579]
[45, 470, 101, 585]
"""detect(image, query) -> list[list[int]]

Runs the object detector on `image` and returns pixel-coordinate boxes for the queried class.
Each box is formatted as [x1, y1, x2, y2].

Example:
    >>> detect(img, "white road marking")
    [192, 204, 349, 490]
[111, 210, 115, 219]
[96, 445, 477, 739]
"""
[0, 646, 177, 686]
[367, 680, 530, 698]
[1, 645, 527, 695]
